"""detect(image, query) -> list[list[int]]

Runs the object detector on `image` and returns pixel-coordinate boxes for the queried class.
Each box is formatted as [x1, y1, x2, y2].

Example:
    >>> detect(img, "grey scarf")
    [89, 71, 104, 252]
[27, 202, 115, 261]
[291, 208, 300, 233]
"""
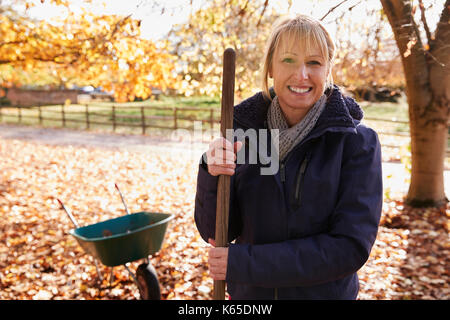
[267, 94, 327, 161]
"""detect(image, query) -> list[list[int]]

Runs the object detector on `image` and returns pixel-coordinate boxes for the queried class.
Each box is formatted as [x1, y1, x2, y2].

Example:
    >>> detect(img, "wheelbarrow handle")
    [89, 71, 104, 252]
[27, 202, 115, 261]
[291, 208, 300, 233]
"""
[57, 198, 104, 282]
[115, 183, 130, 215]
[57, 198, 80, 228]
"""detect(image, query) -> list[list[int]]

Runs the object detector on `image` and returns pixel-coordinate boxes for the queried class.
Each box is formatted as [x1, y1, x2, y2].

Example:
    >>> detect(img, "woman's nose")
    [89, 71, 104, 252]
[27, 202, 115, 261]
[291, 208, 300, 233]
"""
[294, 64, 309, 80]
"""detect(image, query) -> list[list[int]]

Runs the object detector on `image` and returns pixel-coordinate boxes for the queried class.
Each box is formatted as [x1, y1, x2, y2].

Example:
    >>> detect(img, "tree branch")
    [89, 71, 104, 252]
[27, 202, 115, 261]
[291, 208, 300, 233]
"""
[380, 0, 431, 109]
[256, 0, 269, 28]
[0, 40, 26, 48]
[432, 0, 450, 54]
[418, 0, 432, 44]
[108, 14, 133, 41]
[0, 53, 79, 65]
[238, 0, 250, 16]
[320, 0, 348, 21]
[381, 0, 422, 56]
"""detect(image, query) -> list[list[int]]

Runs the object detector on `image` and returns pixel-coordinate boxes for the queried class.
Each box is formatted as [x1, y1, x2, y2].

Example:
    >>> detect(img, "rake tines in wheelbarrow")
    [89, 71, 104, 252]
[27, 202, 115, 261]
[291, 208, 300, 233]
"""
[57, 190, 173, 300]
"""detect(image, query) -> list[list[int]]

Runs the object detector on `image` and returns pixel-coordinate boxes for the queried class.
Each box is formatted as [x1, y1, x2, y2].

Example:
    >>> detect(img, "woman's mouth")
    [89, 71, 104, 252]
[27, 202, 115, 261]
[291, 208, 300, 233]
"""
[288, 86, 312, 94]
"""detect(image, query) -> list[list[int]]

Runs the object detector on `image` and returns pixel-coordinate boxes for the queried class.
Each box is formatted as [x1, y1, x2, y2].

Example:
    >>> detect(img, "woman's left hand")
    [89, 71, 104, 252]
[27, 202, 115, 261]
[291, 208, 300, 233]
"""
[208, 238, 228, 280]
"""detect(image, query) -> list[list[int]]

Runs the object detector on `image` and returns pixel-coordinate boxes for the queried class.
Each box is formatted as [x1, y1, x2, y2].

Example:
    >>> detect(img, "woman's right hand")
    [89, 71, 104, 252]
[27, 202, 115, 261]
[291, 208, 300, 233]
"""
[206, 137, 243, 176]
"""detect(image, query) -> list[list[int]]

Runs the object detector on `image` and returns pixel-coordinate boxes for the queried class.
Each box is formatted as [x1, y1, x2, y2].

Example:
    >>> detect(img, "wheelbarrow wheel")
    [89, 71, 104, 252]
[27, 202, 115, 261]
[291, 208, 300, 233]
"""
[136, 263, 161, 300]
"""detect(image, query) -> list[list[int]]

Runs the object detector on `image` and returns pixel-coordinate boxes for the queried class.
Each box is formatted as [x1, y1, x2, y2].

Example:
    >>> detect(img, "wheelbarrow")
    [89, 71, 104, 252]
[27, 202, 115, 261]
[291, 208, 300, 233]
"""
[58, 185, 173, 300]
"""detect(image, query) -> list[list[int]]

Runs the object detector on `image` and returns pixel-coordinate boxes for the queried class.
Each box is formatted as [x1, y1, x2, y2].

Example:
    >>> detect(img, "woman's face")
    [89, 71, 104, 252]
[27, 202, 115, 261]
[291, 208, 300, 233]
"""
[270, 34, 329, 126]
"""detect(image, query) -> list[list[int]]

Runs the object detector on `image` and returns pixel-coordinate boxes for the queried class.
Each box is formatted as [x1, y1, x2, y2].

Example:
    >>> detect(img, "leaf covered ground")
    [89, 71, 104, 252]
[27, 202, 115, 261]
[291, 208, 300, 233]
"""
[0, 127, 448, 300]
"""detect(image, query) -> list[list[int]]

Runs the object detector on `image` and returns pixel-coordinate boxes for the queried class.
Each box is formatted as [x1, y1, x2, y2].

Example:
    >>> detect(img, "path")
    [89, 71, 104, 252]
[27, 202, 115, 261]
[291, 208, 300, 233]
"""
[0, 124, 448, 199]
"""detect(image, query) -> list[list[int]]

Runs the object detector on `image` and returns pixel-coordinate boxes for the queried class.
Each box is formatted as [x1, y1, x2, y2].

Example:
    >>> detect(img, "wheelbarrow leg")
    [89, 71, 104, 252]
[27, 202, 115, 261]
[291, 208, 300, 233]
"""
[124, 263, 143, 298]
[93, 259, 103, 282]
[124, 263, 139, 286]
[109, 268, 114, 287]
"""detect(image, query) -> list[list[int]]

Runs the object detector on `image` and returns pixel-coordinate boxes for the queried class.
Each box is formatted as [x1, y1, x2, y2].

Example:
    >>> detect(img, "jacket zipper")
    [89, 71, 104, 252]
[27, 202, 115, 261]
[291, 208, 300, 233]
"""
[280, 163, 286, 182]
[294, 155, 309, 206]
[278, 137, 314, 184]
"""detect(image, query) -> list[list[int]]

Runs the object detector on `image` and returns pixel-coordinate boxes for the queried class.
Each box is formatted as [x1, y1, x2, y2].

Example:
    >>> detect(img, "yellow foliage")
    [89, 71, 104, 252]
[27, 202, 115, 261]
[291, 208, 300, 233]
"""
[170, 0, 278, 98]
[0, 0, 177, 101]
[170, 0, 405, 98]
[1, 0, 407, 100]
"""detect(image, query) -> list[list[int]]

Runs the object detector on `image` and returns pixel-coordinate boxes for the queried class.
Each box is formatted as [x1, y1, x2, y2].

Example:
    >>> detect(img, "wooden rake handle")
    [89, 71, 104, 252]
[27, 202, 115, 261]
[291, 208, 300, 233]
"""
[213, 48, 236, 300]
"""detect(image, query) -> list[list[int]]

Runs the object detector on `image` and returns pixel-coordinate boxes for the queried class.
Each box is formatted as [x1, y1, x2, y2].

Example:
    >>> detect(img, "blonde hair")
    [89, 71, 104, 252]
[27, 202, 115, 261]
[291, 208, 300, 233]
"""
[262, 14, 335, 100]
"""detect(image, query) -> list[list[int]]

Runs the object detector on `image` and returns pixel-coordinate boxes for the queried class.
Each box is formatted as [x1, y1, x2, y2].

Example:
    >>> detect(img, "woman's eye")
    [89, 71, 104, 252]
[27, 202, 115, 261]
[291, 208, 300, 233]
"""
[282, 58, 294, 63]
[308, 60, 321, 65]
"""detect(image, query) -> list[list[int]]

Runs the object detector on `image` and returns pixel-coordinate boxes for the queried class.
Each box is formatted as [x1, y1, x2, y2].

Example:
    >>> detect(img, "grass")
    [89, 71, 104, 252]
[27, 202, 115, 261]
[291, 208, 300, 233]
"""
[361, 96, 409, 121]
[2, 94, 449, 157]
[0, 96, 222, 136]
[0, 94, 414, 137]
[85, 95, 221, 109]
[360, 96, 410, 133]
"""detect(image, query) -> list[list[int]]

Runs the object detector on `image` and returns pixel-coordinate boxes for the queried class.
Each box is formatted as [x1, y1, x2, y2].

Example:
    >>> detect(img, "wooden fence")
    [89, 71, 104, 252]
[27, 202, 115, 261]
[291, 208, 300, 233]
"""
[0, 104, 221, 135]
[0, 104, 449, 156]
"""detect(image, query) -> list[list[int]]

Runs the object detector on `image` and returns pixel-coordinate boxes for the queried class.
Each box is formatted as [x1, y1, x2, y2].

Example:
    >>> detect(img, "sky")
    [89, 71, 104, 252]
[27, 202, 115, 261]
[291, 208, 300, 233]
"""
[16, 0, 445, 41]
[19, 0, 373, 39]
[21, 0, 204, 39]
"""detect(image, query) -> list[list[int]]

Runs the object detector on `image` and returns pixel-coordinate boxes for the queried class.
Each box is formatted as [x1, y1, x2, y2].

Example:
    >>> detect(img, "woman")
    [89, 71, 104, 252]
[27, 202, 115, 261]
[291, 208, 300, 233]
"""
[194, 14, 382, 299]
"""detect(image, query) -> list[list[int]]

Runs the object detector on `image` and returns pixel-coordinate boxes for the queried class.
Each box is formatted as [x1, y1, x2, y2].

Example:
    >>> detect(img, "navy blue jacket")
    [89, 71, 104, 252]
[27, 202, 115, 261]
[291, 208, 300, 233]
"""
[194, 86, 382, 299]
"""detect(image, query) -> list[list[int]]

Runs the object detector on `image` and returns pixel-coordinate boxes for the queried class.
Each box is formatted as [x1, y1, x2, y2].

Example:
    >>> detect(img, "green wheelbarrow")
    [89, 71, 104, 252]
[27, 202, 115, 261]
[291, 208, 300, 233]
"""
[58, 185, 173, 300]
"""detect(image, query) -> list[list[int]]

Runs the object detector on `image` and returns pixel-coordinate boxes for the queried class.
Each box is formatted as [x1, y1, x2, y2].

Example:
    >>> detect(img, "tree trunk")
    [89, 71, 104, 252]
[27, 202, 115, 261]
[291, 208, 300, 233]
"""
[381, 0, 449, 207]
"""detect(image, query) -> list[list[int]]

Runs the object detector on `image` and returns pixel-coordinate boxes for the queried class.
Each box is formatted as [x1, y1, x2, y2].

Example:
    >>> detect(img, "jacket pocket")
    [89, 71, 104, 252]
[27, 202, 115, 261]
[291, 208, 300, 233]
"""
[291, 154, 310, 211]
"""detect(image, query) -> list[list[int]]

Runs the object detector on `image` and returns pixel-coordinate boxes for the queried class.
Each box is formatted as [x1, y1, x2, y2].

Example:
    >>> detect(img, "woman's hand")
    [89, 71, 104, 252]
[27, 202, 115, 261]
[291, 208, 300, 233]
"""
[208, 238, 228, 280]
[206, 138, 243, 176]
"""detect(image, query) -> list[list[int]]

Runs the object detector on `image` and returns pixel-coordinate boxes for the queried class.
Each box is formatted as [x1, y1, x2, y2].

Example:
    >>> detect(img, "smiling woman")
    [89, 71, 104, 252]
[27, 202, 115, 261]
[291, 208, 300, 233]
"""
[195, 14, 383, 300]
[263, 15, 335, 126]
[269, 39, 329, 126]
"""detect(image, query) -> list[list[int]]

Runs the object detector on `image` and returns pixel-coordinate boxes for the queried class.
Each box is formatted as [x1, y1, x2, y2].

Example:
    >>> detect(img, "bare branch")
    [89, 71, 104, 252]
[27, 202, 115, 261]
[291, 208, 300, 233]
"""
[418, 0, 432, 44]
[238, 0, 250, 16]
[347, 0, 362, 12]
[256, 0, 269, 28]
[320, 0, 348, 21]
[108, 14, 133, 41]
[424, 50, 446, 67]
[410, 5, 425, 49]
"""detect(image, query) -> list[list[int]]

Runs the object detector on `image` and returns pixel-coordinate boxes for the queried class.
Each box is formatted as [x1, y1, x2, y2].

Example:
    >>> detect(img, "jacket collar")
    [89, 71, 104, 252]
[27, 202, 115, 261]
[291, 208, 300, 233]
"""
[233, 85, 363, 134]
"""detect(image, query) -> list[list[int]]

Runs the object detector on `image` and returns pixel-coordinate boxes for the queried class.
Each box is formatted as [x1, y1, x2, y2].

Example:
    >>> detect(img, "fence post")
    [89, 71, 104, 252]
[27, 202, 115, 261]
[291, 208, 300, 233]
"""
[18, 107, 22, 123]
[61, 104, 66, 127]
[141, 106, 146, 135]
[85, 104, 90, 130]
[38, 104, 42, 125]
[112, 105, 116, 132]
[173, 107, 178, 130]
